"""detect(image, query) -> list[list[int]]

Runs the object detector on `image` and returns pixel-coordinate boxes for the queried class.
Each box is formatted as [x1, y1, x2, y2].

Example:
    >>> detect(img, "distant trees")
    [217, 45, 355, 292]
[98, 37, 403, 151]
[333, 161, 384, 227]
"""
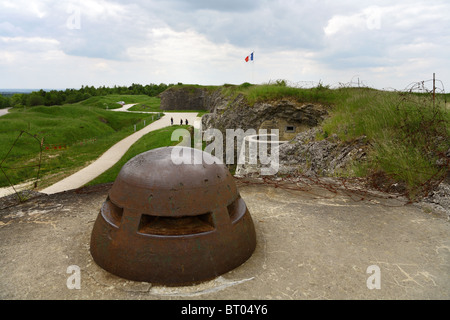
[0, 94, 11, 109]
[9, 94, 27, 108]
[1, 83, 174, 108]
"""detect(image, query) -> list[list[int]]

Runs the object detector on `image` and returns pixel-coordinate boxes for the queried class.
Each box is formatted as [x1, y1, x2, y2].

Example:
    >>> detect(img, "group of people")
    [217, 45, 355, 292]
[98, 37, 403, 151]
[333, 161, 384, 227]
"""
[170, 117, 188, 126]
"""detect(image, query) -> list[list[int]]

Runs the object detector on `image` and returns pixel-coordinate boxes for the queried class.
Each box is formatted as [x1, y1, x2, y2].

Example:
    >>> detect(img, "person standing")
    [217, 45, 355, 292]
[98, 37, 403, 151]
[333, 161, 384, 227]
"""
[180, 119, 183, 125]
[171, 117, 173, 125]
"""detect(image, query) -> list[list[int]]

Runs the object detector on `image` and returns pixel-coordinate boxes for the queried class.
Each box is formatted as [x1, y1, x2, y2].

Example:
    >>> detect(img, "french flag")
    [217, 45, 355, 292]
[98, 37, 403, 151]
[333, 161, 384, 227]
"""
[245, 52, 254, 62]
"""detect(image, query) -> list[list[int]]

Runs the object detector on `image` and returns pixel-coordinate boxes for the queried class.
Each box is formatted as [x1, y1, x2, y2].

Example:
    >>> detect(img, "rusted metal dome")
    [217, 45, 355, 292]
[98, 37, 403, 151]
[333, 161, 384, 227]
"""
[90, 146, 257, 285]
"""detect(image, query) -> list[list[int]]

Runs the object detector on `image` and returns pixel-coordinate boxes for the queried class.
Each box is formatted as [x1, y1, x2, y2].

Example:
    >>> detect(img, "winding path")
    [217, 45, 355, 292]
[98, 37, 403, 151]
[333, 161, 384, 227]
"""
[40, 106, 201, 194]
[0, 108, 10, 117]
[0, 104, 202, 196]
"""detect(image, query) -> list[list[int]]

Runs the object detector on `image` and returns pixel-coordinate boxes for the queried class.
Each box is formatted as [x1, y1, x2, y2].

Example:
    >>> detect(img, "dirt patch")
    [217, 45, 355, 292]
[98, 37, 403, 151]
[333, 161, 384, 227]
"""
[367, 171, 408, 195]
[98, 116, 109, 124]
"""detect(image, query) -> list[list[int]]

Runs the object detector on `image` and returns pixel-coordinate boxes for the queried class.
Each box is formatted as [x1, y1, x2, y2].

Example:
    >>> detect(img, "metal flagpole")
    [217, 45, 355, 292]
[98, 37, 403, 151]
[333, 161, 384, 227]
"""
[252, 51, 254, 84]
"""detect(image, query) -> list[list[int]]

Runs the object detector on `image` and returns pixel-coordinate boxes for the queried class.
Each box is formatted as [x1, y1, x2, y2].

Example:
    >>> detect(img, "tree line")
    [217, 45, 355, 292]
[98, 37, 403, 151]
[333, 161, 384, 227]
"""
[0, 83, 176, 109]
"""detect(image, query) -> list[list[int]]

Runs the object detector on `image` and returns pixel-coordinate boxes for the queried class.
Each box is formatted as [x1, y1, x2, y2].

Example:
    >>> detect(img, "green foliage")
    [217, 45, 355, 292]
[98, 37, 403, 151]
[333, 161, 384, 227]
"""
[78, 95, 158, 110]
[0, 104, 158, 187]
[127, 97, 162, 112]
[0, 94, 11, 109]
[218, 81, 449, 197]
[239, 82, 253, 89]
[220, 80, 339, 106]
[6, 83, 174, 109]
[321, 88, 449, 197]
[168, 84, 220, 93]
[2, 83, 448, 199]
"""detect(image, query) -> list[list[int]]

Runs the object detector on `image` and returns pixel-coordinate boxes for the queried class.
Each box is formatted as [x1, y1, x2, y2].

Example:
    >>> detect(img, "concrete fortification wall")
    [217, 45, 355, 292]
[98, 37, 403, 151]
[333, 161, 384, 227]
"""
[159, 85, 370, 178]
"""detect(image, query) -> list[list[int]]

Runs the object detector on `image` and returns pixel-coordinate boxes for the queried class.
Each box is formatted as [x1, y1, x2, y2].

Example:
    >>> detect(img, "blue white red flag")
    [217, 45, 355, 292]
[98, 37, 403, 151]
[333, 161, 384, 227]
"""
[245, 52, 254, 62]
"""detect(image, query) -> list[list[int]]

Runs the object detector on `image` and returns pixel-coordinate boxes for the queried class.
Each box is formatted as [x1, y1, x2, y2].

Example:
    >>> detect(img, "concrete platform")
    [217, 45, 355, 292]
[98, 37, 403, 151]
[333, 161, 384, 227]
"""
[0, 178, 449, 300]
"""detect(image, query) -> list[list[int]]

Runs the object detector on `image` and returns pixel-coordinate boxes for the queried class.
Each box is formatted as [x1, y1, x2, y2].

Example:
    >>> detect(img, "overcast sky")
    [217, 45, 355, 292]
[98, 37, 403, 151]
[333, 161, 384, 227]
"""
[1, 0, 449, 90]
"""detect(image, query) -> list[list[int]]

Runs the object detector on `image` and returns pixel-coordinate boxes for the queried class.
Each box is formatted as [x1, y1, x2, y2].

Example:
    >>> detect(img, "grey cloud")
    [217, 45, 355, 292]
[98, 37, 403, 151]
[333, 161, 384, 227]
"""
[148, 0, 262, 13]
[0, 22, 24, 36]
[316, 1, 450, 70]
[1, 1, 154, 60]
[0, 1, 337, 60]
[3, 0, 450, 82]
[146, 0, 331, 51]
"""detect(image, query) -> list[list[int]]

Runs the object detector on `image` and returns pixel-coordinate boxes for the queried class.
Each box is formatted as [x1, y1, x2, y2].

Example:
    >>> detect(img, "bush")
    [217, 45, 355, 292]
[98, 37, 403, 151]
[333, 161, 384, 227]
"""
[322, 88, 449, 198]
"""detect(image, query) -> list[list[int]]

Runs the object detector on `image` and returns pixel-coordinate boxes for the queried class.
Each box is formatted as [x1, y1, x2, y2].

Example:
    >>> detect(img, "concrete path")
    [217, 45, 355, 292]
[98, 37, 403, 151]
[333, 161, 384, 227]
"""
[40, 106, 201, 195]
[0, 108, 10, 117]
[109, 103, 153, 114]
[111, 103, 137, 112]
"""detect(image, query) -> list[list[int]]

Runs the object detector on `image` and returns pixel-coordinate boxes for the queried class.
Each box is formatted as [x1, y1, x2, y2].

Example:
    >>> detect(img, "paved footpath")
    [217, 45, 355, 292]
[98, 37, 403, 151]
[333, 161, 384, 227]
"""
[0, 108, 10, 117]
[40, 106, 201, 195]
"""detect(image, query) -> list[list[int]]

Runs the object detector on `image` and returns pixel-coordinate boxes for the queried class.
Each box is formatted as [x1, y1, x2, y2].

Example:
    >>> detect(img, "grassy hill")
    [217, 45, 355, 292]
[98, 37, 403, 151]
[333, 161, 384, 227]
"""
[77, 95, 159, 109]
[215, 82, 449, 197]
[0, 97, 162, 188]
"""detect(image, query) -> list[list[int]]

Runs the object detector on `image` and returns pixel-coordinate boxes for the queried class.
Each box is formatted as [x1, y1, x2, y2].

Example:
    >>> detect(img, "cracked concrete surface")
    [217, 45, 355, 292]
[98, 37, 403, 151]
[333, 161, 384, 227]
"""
[0, 179, 449, 300]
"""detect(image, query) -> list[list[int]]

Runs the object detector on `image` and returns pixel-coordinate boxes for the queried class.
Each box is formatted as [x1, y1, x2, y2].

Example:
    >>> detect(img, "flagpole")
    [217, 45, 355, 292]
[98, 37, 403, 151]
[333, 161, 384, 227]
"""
[252, 51, 254, 84]
[245, 51, 255, 84]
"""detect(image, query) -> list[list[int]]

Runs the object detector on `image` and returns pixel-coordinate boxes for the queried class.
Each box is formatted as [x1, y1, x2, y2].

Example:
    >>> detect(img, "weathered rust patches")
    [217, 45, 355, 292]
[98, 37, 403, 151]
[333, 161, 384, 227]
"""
[90, 147, 256, 285]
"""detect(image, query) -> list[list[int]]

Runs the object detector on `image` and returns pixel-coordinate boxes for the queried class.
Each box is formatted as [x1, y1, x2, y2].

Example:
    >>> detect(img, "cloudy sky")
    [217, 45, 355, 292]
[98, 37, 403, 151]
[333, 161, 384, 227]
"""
[1, 0, 449, 90]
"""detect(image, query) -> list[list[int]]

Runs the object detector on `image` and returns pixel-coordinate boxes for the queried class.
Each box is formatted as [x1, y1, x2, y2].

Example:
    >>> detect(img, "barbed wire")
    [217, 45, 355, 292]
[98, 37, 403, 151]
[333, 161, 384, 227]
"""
[234, 174, 413, 208]
[268, 75, 447, 95]
[241, 75, 449, 204]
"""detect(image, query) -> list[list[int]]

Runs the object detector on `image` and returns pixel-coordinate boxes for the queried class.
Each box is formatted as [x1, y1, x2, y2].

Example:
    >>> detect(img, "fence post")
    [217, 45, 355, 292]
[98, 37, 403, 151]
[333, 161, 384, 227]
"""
[433, 73, 436, 110]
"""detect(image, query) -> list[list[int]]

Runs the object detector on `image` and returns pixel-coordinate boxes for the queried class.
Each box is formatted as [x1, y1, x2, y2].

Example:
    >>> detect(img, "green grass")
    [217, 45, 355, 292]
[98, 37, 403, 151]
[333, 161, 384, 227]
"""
[127, 97, 162, 112]
[218, 82, 448, 197]
[87, 125, 191, 186]
[320, 88, 450, 197]
[77, 95, 158, 110]
[219, 82, 448, 197]
[168, 84, 220, 92]
[0, 104, 159, 188]
[1, 86, 448, 199]
[196, 110, 209, 117]
[245, 84, 338, 106]
[220, 81, 342, 107]
[126, 97, 207, 115]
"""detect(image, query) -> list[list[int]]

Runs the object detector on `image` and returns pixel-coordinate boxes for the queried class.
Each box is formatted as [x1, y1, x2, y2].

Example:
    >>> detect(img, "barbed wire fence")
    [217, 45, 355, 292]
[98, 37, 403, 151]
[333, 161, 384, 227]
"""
[243, 75, 449, 207]
[270, 74, 447, 96]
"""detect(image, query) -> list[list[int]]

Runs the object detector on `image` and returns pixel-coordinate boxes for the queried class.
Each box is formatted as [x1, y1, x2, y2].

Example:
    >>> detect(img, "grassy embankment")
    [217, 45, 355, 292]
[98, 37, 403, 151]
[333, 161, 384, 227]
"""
[321, 88, 449, 197]
[78, 94, 159, 109]
[220, 82, 450, 198]
[0, 95, 163, 189]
